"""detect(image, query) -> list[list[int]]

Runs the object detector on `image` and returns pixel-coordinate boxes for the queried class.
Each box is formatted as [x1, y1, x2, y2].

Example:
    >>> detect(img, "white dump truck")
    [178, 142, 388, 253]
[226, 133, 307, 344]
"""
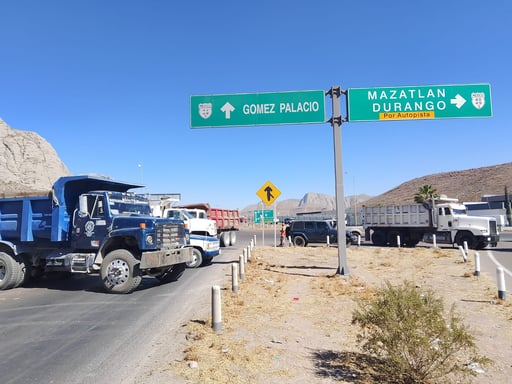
[363, 197, 499, 249]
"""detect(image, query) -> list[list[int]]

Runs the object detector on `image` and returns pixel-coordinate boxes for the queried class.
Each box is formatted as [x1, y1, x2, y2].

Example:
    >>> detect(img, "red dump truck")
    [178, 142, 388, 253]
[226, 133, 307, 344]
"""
[175, 203, 240, 247]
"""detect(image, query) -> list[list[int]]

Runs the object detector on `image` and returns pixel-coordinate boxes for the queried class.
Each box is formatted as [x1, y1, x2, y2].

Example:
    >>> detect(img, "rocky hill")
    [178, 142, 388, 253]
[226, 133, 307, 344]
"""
[0, 118, 71, 196]
[364, 162, 512, 206]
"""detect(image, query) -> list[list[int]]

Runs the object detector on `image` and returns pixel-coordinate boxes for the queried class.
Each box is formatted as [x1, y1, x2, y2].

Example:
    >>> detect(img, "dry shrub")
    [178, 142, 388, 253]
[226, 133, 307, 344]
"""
[352, 280, 490, 384]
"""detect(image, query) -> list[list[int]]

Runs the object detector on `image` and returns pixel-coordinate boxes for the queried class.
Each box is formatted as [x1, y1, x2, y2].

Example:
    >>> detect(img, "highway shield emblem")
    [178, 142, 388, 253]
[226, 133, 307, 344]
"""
[198, 103, 212, 119]
[471, 92, 485, 110]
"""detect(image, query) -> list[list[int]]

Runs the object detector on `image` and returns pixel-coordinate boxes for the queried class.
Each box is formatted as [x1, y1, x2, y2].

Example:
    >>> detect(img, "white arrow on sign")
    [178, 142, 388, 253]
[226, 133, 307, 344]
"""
[220, 102, 235, 119]
[450, 94, 466, 109]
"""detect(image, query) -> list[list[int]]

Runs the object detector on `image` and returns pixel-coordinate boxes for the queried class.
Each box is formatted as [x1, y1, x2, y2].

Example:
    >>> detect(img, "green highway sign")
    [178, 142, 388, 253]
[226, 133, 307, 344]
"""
[254, 209, 274, 224]
[190, 90, 326, 128]
[347, 83, 492, 122]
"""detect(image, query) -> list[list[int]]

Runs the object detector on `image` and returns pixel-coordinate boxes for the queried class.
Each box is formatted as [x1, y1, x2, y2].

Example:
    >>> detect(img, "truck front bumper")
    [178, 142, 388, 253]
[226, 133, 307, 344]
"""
[140, 247, 193, 269]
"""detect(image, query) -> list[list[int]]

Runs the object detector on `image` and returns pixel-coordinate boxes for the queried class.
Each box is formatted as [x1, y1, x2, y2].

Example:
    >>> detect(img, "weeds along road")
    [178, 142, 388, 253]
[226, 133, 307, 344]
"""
[0, 229, 257, 384]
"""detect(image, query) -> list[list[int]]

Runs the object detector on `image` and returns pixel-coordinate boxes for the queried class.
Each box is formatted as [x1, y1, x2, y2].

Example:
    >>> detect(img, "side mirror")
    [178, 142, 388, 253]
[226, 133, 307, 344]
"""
[78, 195, 88, 217]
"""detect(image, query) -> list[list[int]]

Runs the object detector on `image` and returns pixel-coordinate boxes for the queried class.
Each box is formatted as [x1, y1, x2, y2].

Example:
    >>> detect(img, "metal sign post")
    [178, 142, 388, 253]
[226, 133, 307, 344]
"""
[328, 86, 349, 275]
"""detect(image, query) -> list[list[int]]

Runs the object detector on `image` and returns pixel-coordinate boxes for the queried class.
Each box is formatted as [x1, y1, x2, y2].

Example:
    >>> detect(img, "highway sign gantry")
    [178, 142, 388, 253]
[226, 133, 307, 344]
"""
[256, 181, 281, 206]
[347, 83, 492, 122]
[190, 90, 325, 128]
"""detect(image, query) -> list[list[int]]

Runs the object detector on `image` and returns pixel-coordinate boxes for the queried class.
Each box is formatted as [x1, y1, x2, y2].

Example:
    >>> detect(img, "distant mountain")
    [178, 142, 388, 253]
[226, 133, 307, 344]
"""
[241, 192, 373, 218]
[241, 162, 512, 218]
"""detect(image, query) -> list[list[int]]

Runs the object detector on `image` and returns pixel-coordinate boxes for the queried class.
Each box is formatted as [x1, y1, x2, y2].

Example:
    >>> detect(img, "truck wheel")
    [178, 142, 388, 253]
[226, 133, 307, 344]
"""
[219, 232, 228, 247]
[456, 232, 475, 250]
[387, 231, 401, 247]
[293, 236, 307, 247]
[371, 231, 387, 246]
[13, 254, 31, 288]
[156, 263, 186, 284]
[229, 231, 237, 246]
[100, 249, 142, 294]
[0, 252, 20, 290]
[186, 248, 203, 268]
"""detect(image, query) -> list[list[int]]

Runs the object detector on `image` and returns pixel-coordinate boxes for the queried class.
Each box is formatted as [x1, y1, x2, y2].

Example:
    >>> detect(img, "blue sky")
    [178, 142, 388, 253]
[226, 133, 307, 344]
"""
[1, 0, 510, 209]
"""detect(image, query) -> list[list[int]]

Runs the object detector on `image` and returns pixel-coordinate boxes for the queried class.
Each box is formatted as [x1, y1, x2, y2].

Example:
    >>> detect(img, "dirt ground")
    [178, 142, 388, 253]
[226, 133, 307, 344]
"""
[134, 244, 512, 384]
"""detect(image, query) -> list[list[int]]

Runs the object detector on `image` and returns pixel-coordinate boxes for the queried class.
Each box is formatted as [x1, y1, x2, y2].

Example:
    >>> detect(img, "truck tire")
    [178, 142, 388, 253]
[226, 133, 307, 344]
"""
[186, 248, 203, 268]
[371, 231, 387, 246]
[229, 231, 237, 246]
[0, 252, 20, 290]
[387, 231, 401, 247]
[455, 232, 475, 250]
[13, 254, 30, 288]
[100, 249, 142, 294]
[156, 263, 186, 284]
[219, 232, 228, 247]
[293, 236, 307, 247]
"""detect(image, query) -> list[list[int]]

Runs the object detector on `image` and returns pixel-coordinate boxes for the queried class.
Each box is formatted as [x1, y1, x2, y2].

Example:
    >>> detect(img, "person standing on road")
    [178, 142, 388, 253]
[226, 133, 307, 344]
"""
[280, 223, 287, 246]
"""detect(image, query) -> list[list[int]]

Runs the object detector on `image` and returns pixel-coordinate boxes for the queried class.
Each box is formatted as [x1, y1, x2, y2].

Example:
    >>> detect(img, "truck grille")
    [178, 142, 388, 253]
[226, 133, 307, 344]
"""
[490, 220, 497, 235]
[156, 223, 185, 249]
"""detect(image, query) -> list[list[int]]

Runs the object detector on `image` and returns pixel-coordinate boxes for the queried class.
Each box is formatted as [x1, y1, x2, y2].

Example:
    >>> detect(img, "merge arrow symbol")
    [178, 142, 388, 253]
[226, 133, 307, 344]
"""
[264, 186, 274, 202]
[450, 94, 466, 109]
[220, 102, 235, 119]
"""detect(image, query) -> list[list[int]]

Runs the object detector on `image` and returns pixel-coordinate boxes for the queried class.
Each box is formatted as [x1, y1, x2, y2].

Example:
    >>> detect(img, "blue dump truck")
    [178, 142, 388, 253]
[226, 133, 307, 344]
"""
[0, 175, 193, 294]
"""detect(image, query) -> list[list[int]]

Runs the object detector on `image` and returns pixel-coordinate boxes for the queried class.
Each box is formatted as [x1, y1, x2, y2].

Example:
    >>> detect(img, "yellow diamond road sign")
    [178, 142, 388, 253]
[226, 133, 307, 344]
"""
[256, 181, 281, 206]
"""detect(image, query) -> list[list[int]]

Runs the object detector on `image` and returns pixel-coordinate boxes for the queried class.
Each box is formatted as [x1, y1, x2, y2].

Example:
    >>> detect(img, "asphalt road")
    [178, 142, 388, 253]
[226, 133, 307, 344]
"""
[0, 229, 258, 384]
[478, 231, 512, 297]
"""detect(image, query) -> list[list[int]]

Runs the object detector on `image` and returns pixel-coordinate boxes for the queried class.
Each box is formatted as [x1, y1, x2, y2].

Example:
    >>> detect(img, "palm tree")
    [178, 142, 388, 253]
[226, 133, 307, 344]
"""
[414, 185, 439, 203]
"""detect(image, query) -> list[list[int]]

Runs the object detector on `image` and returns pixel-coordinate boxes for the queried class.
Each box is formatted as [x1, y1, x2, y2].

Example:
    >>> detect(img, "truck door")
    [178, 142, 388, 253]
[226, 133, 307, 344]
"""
[72, 194, 109, 250]
[437, 207, 453, 231]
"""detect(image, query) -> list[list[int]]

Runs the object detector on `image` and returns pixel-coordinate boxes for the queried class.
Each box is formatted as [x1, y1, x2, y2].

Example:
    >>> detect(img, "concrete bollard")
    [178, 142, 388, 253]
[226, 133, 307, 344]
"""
[458, 245, 468, 262]
[253, 234, 257, 246]
[232, 263, 239, 294]
[432, 234, 437, 248]
[243, 248, 248, 263]
[239, 254, 245, 280]
[357, 234, 361, 247]
[463, 241, 469, 256]
[247, 245, 251, 260]
[326, 235, 330, 246]
[473, 252, 480, 276]
[496, 267, 506, 301]
[397, 235, 401, 248]
[212, 285, 222, 333]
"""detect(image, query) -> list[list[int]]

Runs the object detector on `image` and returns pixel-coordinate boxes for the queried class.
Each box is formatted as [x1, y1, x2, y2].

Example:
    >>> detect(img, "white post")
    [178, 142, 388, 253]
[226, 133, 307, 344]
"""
[253, 235, 256, 247]
[497, 267, 506, 301]
[432, 234, 437, 248]
[474, 252, 480, 276]
[232, 263, 239, 294]
[327, 235, 330, 246]
[463, 241, 469, 256]
[397, 235, 401, 248]
[212, 285, 222, 333]
[458, 245, 468, 262]
[243, 247, 248, 263]
[239, 254, 245, 280]
[357, 234, 361, 247]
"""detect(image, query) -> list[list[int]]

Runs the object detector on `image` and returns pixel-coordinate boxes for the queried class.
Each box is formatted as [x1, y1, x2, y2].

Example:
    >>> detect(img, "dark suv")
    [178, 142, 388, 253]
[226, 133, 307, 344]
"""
[287, 220, 357, 247]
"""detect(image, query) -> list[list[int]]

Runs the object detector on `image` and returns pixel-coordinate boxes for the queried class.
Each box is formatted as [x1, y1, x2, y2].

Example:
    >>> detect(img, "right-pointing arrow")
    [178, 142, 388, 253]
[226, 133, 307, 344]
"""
[450, 94, 466, 109]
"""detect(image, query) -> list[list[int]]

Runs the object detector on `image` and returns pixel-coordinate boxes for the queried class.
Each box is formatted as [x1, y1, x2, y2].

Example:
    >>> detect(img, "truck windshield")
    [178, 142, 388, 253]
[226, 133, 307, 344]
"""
[452, 208, 467, 215]
[107, 192, 152, 215]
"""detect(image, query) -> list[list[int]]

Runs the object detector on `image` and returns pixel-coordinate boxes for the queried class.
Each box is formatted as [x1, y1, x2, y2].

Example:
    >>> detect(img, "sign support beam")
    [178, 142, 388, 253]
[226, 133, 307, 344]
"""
[328, 86, 349, 276]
